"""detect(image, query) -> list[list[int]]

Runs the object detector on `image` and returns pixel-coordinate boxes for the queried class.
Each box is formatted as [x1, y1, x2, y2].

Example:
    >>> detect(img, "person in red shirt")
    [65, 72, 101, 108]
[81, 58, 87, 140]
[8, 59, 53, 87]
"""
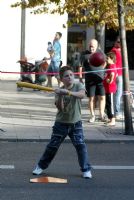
[103, 52, 117, 126]
[110, 37, 123, 119]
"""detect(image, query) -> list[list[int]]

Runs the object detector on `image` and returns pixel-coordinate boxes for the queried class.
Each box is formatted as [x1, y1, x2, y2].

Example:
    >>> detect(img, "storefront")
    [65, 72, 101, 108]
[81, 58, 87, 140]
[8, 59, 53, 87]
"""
[67, 24, 95, 71]
[67, 26, 134, 74]
[105, 28, 134, 70]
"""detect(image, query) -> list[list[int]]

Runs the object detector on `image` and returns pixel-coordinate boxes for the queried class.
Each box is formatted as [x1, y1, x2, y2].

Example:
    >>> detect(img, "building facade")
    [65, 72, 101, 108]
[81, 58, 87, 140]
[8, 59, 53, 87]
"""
[68, 24, 134, 79]
[0, 1, 133, 80]
[0, 0, 68, 80]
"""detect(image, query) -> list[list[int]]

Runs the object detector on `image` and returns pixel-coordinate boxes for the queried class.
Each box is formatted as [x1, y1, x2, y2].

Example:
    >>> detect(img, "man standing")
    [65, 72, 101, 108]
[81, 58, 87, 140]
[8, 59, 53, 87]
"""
[79, 39, 106, 123]
[110, 37, 123, 119]
[46, 32, 62, 87]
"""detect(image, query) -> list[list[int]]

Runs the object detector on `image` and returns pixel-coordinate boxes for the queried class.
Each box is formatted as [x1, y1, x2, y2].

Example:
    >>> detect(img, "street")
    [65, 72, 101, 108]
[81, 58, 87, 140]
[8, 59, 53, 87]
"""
[1, 142, 134, 200]
[1, 80, 134, 200]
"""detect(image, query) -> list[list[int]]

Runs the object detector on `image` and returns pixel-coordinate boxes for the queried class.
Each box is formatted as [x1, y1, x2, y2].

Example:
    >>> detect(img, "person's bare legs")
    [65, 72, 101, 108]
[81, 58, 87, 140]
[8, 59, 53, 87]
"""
[88, 96, 96, 122]
[107, 118, 115, 126]
[56, 77, 61, 88]
[46, 76, 52, 87]
[98, 95, 106, 119]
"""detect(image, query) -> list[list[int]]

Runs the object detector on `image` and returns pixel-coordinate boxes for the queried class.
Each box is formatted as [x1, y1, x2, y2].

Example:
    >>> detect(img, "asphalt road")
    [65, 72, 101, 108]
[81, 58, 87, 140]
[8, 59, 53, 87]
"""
[1, 142, 134, 200]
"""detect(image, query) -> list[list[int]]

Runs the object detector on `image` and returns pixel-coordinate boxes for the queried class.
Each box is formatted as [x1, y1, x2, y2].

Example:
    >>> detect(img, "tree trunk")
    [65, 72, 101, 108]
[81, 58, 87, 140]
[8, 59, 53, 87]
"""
[117, 0, 133, 135]
[94, 22, 105, 50]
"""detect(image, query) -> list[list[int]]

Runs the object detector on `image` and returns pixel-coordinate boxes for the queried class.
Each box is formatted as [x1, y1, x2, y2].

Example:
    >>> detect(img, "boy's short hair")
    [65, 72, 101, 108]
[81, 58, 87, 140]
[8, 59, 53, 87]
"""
[107, 52, 116, 63]
[59, 66, 73, 79]
[56, 32, 62, 38]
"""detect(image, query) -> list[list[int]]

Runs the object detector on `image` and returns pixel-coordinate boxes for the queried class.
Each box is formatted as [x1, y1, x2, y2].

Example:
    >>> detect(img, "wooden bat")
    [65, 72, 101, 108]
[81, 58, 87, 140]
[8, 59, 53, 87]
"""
[16, 81, 54, 92]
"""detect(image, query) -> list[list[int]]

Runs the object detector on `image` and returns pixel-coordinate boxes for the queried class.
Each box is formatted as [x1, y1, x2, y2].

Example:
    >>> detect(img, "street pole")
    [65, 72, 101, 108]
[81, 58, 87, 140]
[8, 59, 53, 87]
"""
[20, 0, 26, 60]
[20, 0, 26, 78]
[117, 0, 134, 135]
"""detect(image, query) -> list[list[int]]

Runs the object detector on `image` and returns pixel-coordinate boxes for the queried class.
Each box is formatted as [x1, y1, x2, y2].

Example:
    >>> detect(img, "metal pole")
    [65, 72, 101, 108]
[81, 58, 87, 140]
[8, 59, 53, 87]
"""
[20, 0, 26, 60]
[117, 0, 134, 135]
[19, 0, 26, 79]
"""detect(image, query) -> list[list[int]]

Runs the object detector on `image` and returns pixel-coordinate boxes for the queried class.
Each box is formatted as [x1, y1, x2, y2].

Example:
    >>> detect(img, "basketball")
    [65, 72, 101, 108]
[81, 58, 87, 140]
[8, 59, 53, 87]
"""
[89, 52, 106, 67]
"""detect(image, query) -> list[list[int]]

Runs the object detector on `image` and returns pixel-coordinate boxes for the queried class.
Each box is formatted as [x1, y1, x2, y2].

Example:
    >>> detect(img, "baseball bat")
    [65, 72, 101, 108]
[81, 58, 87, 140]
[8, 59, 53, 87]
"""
[16, 81, 54, 92]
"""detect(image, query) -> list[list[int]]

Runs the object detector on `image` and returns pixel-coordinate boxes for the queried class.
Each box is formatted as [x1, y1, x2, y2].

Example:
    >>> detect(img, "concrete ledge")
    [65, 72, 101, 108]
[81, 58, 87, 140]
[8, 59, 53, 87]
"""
[1, 138, 134, 143]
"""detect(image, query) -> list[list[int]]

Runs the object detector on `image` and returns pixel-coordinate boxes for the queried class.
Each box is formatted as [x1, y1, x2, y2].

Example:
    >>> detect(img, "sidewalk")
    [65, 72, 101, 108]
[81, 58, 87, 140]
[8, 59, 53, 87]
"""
[0, 80, 134, 143]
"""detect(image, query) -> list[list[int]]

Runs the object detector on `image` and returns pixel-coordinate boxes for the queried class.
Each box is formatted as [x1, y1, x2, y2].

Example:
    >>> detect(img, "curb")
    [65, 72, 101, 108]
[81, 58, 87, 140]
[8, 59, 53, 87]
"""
[1, 138, 134, 143]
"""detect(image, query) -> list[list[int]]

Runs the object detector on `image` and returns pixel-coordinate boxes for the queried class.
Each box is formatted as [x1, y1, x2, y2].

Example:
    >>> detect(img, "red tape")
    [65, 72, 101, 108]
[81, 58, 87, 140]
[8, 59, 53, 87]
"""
[0, 67, 124, 75]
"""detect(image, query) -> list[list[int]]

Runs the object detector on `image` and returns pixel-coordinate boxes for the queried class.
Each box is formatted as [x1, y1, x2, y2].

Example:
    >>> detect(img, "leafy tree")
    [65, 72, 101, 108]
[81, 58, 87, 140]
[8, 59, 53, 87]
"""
[12, 0, 134, 44]
[12, 0, 134, 133]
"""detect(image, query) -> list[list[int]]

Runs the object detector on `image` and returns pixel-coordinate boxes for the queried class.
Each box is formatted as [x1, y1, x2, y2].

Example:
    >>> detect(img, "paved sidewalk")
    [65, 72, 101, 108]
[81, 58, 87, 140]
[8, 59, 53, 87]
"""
[0, 80, 134, 142]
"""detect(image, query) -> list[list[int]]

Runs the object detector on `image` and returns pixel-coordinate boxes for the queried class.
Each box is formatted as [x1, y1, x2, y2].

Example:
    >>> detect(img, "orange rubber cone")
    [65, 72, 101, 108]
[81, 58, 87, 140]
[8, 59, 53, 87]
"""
[30, 176, 67, 183]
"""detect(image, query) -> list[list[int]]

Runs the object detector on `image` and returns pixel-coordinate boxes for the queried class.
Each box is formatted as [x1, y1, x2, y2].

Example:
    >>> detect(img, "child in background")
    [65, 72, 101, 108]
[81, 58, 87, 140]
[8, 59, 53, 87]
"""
[33, 66, 92, 179]
[103, 52, 117, 126]
[47, 41, 54, 56]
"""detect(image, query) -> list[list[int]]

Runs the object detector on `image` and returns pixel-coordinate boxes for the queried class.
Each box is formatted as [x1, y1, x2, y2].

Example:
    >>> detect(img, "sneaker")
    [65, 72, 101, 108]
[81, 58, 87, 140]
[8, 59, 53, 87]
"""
[97, 116, 108, 122]
[101, 115, 108, 122]
[83, 171, 92, 179]
[89, 115, 95, 123]
[32, 165, 43, 175]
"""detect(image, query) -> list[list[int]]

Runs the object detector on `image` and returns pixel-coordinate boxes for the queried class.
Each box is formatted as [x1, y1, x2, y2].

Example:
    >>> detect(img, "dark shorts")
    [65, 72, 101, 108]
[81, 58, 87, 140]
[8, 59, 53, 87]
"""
[85, 82, 105, 97]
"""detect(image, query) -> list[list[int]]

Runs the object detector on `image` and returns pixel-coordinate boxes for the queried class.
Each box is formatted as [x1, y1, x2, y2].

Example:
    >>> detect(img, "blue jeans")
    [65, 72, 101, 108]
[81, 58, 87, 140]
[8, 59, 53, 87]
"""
[38, 121, 91, 172]
[115, 76, 123, 115]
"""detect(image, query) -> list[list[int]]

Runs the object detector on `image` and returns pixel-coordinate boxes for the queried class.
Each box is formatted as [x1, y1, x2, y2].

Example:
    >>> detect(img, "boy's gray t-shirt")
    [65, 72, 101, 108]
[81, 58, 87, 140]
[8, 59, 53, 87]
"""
[55, 82, 85, 124]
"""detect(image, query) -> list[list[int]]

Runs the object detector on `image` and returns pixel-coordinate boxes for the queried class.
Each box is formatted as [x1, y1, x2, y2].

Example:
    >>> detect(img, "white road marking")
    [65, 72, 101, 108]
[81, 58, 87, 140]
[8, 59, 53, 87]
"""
[92, 165, 134, 170]
[0, 165, 15, 169]
[1, 165, 134, 170]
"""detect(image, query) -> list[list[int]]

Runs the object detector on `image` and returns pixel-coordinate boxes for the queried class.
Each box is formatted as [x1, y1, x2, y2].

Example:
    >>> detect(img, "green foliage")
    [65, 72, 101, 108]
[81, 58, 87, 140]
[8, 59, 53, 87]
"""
[11, 0, 134, 30]
[11, 0, 60, 9]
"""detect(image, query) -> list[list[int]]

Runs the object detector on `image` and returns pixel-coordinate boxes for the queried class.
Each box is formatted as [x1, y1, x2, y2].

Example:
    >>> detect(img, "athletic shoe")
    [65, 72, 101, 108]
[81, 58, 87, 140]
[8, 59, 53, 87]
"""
[82, 171, 92, 179]
[97, 116, 108, 122]
[89, 115, 95, 123]
[32, 165, 43, 175]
